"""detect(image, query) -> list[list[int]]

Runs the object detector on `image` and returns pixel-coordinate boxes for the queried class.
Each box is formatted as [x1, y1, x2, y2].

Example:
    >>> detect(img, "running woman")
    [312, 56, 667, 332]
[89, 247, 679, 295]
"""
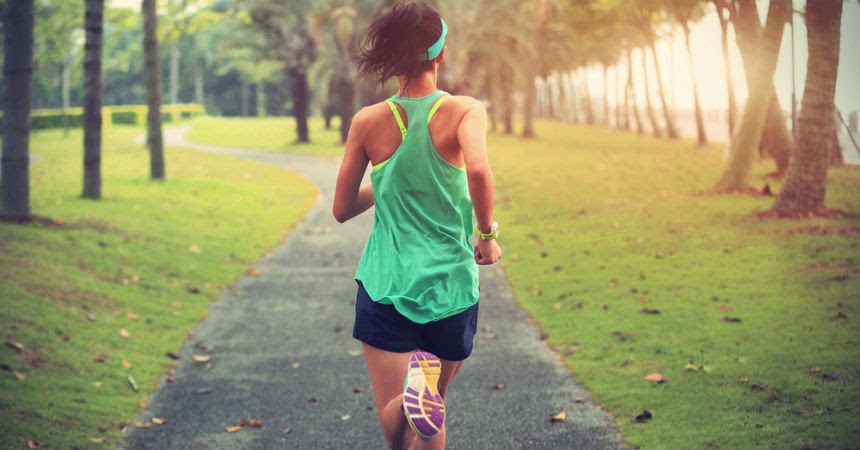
[333, 2, 501, 449]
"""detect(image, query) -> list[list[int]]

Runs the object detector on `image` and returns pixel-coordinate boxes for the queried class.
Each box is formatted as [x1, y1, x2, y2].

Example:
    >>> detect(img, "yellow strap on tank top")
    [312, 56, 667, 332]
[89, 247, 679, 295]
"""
[427, 95, 447, 123]
[386, 100, 407, 138]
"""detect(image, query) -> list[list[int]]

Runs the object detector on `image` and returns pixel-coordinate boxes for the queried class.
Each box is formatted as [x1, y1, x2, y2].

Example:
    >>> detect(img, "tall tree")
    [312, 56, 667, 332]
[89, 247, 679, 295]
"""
[245, 0, 315, 143]
[713, 0, 790, 192]
[82, 0, 104, 199]
[712, 0, 738, 138]
[143, 0, 165, 180]
[640, 47, 662, 137]
[1, 0, 35, 221]
[668, 0, 708, 146]
[771, 0, 843, 215]
[729, 0, 792, 175]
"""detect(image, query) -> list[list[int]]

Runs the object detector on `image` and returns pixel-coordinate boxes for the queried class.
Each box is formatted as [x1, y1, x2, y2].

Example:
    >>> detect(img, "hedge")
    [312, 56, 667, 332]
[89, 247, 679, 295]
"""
[0, 104, 206, 134]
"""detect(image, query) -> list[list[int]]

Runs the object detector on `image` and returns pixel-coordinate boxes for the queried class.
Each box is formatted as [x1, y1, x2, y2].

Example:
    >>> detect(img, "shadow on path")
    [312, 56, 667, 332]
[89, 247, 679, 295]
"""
[120, 126, 626, 449]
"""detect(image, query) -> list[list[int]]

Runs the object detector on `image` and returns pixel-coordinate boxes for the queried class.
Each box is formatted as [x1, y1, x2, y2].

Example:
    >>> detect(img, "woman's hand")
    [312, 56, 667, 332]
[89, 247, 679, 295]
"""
[474, 239, 501, 265]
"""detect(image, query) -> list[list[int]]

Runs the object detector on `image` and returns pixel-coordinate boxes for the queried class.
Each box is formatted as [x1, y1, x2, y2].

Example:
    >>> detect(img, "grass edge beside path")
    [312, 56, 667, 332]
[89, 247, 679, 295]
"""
[0, 126, 317, 449]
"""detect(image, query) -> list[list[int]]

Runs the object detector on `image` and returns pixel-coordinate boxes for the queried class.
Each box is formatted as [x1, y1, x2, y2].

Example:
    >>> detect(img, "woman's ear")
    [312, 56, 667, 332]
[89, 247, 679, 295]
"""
[435, 46, 447, 63]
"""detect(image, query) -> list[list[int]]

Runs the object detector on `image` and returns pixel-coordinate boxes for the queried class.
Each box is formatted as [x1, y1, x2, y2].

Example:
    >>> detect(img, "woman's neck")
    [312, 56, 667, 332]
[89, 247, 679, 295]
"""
[396, 69, 438, 98]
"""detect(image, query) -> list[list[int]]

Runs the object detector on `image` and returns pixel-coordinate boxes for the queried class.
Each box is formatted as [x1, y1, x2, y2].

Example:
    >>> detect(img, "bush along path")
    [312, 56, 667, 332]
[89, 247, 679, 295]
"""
[120, 126, 626, 449]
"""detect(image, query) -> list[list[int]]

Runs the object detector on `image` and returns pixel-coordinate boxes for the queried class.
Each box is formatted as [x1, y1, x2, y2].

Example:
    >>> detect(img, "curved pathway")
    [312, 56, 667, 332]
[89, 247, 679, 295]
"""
[120, 126, 626, 449]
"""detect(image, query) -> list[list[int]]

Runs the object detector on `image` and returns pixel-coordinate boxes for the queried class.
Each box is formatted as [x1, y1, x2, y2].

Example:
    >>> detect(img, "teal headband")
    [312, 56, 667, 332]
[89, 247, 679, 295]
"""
[422, 18, 447, 60]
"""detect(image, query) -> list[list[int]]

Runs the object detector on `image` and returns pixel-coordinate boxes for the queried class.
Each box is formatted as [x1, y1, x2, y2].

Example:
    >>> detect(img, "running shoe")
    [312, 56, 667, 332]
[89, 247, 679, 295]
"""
[402, 351, 445, 440]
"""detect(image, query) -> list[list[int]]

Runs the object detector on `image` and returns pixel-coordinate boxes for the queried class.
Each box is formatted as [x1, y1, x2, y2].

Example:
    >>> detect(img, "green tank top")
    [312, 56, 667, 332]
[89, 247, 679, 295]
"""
[355, 90, 479, 324]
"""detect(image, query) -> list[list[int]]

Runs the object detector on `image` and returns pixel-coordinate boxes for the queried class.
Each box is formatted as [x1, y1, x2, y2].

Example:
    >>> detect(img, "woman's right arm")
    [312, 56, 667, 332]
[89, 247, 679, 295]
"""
[333, 110, 374, 223]
[458, 99, 501, 265]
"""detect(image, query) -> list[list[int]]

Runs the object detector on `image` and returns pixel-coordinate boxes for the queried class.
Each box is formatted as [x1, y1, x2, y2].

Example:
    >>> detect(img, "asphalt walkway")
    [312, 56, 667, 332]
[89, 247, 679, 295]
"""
[120, 126, 626, 450]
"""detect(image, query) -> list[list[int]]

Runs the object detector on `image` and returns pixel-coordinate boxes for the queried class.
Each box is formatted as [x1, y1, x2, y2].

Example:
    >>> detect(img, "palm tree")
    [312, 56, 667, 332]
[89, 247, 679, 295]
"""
[713, 0, 790, 192]
[83, 0, 104, 199]
[669, 0, 708, 146]
[1, 0, 35, 221]
[729, 0, 792, 175]
[640, 47, 662, 137]
[143, 0, 165, 180]
[771, 0, 843, 215]
[712, 0, 738, 138]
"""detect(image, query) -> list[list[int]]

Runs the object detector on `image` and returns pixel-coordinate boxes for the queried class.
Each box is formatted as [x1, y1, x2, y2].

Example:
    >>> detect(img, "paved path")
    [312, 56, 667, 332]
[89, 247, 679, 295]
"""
[120, 127, 625, 450]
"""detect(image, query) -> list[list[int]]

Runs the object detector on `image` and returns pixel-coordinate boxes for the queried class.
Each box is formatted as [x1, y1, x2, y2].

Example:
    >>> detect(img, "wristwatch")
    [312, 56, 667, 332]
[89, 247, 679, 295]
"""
[478, 221, 499, 240]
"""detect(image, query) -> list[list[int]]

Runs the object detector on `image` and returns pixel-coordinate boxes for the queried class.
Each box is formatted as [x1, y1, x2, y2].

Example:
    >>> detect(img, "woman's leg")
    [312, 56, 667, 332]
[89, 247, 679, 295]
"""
[362, 344, 465, 450]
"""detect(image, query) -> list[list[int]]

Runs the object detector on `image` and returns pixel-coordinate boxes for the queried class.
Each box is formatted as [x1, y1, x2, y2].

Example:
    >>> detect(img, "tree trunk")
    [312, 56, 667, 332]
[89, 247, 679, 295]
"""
[616, 65, 626, 130]
[732, 0, 793, 172]
[0, 0, 34, 220]
[564, 71, 580, 123]
[581, 67, 595, 125]
[641, 49, 662, 137]
[290, 68, 310, 143]
[169, 45, 180, 105]
[601, 64, 610, 126]
[500, 64, 514, 134]
[772, 0, 842, 215]
[714, 0, 738, 138]
[714, 0, 790, 192]
[82, 0, 104, 200]
[143, 0, 164, 180]
[336, 77, 354, 143]
[760, 96, 793, 174]
[256, 83, 266, 117]
[682, 22, 707, 146]
[194, 62, 204, 107]
[62, 54, 72, 137]
[522, 75, 536, 138]
[627, 48, 644, 134]
[648, 41, 679, 139]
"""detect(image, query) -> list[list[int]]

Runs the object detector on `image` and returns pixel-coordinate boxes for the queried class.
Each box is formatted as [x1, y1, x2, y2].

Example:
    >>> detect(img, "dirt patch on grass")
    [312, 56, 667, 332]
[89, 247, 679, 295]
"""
[25, 286, 114, 309]
[796, 262, 855, 273]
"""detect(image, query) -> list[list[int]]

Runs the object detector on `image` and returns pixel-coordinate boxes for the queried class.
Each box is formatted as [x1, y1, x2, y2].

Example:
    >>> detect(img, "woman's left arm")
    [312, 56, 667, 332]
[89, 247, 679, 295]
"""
[333, 110, 374, 223]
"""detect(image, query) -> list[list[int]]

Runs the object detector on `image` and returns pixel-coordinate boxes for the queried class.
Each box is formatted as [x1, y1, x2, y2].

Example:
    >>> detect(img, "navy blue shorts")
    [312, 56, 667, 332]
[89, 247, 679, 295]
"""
[352, 282, 479, 361]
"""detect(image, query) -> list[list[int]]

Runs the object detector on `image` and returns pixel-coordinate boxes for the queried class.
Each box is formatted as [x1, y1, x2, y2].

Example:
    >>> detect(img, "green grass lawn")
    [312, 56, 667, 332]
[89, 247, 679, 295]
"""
[187, 115, 347, 158]
[0, 125, 317, 448]
[487, 121, 860, 450]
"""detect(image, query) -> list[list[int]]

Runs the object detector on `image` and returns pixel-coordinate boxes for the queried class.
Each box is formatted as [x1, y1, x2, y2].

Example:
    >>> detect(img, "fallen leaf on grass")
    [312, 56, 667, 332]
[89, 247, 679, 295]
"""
[166, 352, 181, 361]
[247, 268, 262, 277]
[719, 305, 734, 312]
[283, 427, 293, 435]
[635, 410, 653, 423]
[122, 360, 132, 369]
[226, 425, 242, 433]
[128, 374, 139, 391]
[644, 373, 667, 383]
[549, 409, 566, 423]
[493, 383, 506, 390]
[119, 328, 131, 339]
[639, 308, 661, 315]
[27, 441, 42, 449]
[14, 372, 26, 381]
[720, 316, 742, 323]
[126, 312, 139, 320]
[684, 363, 698, 372]
[6, 340, 24, 353]
[94, 354, 107, 363]
[809, 367, 822, 373]
[308, 396, 322, 403]
[133, 421, 151, 429]
[89, 437, 107, 443]
[738, 377, 750, 384]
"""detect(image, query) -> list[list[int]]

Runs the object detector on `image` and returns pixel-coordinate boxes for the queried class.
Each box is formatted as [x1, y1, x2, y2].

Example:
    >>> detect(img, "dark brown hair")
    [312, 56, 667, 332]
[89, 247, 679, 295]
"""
[358, 2, 444, 93]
